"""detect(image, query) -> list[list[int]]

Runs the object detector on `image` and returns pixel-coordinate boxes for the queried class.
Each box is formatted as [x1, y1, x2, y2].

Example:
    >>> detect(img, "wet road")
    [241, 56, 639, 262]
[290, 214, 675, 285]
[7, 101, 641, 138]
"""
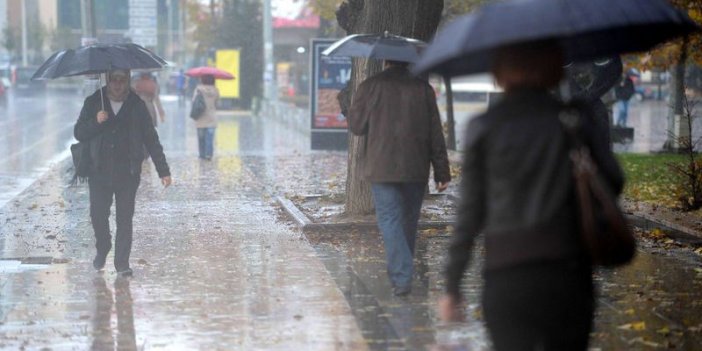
[0, 89, 83, 208]
[1, 94, 702, 349]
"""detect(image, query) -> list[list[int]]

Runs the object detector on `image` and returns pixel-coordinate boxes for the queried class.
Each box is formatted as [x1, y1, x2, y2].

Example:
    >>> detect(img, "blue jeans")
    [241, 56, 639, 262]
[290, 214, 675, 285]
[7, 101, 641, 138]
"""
[371, 182, 426, 289]
[616, 100, 629, 127]
[197, 127, 216, 159]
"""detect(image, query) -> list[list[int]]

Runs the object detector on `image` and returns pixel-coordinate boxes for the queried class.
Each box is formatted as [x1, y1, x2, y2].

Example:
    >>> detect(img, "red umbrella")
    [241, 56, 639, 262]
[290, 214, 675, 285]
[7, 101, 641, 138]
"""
[185, 66, 235, 80]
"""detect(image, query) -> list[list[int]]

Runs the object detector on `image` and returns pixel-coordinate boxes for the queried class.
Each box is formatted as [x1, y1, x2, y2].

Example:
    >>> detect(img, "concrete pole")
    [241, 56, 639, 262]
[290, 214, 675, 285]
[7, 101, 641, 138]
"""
[180, 0, 186, 65]
[21, 0, 27, 66]
[80, 0, 97, 41]
[167, 0, 173, 59]
[262, 0, 275, 102]
[80, 0, 99, 98]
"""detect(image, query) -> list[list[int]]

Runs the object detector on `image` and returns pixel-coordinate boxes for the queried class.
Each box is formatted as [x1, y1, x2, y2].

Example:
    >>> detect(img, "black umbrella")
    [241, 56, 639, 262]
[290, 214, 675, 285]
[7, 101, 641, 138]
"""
[413, 0, 700, 77]
[322, 31, 426, 63]
[31, 43, 166, 80]
[31, 43, 166, 111]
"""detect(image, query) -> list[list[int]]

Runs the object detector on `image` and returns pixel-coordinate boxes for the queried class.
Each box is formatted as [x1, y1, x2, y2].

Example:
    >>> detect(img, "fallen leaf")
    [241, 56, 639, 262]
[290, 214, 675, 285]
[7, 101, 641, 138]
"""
[618, 321, 646, 331]
[656, 326, 670, 334]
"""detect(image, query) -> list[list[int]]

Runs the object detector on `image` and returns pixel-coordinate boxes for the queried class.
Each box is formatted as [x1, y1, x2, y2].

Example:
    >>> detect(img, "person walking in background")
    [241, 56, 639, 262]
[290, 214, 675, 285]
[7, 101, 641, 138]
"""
[193, 74, 219, 160]
[348, 60, 451, 297]
[176, 69, 186, 106]
[133, 72, 166, 127]
[438, 41, 624, 350]
[614, 72, 635, 127]
[74, 69, 172, 277]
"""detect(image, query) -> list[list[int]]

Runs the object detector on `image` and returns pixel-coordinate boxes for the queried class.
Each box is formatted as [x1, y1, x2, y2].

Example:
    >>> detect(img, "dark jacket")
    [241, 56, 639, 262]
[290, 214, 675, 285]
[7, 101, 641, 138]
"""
[614, 76, 635, 101]
[74, 88, 170, 179]
[445, 89, 624, 298]
[348, 66, 450, 183]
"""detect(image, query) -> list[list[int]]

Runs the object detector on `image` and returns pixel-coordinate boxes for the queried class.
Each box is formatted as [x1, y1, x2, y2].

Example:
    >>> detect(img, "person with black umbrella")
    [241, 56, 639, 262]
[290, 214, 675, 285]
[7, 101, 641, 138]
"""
[348, 60, 451, 296]
[74, 69, 172, 277]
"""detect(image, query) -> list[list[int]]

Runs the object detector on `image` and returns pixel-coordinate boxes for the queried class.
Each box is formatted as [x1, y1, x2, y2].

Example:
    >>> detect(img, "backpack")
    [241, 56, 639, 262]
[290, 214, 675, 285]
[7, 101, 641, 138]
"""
[190, 91, 206, 120]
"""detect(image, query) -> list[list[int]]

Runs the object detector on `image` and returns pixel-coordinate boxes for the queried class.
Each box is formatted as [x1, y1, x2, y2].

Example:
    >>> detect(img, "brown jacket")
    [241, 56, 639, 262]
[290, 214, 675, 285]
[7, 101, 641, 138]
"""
[349, 66, 450, 183]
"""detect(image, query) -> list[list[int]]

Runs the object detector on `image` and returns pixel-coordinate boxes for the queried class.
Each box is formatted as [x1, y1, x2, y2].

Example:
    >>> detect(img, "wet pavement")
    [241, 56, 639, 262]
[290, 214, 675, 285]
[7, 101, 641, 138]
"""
[1, 94, 702, 350]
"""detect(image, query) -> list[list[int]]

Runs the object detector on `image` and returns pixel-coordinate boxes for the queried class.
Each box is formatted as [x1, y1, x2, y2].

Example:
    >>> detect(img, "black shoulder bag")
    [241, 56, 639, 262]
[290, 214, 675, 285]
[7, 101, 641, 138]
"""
[560, 108, 636, 267]
[70, 142, 90, 185]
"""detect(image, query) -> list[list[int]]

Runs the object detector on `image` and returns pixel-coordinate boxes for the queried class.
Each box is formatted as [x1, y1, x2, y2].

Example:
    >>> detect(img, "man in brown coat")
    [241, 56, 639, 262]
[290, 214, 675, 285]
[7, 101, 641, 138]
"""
[349, 60, 451, 296]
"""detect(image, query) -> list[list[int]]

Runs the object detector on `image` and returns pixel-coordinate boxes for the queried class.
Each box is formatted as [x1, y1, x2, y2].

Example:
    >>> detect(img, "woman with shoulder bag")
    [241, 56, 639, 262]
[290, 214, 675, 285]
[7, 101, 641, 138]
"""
[192, 74, 219, 160]
[438, 41, 625, 350]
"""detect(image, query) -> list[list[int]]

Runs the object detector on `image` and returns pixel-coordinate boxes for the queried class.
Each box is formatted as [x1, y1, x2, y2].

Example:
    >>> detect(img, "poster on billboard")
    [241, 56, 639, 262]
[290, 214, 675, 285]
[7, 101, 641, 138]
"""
[311, 39, 352, 130]
[215, 49, 240, 99]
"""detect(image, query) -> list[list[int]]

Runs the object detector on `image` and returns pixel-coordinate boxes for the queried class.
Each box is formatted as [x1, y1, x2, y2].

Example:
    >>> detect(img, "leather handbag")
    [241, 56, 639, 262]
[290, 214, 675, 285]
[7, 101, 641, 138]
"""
[560, 109, 636, 267]
[70, 142, 90, 185]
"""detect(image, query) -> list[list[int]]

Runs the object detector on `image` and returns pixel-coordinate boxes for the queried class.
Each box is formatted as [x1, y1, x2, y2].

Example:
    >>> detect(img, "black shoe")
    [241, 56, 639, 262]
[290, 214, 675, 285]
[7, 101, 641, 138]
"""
[393, 286, 412, 297]
[116, 268, 133, 278]
[93, 256, 106, 271]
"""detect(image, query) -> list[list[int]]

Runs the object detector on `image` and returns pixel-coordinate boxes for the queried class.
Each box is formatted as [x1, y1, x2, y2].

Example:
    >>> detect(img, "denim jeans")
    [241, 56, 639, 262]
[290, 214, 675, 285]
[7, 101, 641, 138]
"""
[371, 182, 426, 288]
[197, 127, 216, 159]
[616, 100, 629, 127]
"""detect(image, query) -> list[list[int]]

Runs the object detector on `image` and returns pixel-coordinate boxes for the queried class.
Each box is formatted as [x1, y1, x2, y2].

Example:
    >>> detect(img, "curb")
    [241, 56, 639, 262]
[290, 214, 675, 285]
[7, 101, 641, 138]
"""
[625, 213, 702, 245]
[277, 196, 454, 232]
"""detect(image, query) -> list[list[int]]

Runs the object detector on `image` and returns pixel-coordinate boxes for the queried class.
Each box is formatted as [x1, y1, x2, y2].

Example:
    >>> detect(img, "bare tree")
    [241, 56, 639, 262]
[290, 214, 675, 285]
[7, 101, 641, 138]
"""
[336, 0, 444, 215]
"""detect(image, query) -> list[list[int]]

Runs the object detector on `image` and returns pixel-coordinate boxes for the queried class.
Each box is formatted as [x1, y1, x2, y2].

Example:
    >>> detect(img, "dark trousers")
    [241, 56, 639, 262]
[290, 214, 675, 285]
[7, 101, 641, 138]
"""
[483, 260, 594, 351]
[88, 175, 140, 271]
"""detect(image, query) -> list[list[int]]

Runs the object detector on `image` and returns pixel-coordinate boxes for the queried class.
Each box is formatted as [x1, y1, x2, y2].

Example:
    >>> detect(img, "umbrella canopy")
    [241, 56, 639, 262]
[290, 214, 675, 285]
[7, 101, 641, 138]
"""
[31, 43, 166, 80]
[413, 0, 700, 77]
[185, 66, 234, 80]
[323, 32, 426, 63]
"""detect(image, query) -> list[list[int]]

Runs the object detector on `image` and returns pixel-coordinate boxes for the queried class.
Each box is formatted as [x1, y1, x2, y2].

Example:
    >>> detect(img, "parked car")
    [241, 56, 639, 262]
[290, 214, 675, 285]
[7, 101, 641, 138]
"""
[12, 66, 46, 96]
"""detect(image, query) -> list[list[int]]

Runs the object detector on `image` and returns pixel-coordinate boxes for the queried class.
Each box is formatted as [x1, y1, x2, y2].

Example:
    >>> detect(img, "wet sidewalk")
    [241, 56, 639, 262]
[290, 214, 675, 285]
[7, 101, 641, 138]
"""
[2, 100, 702, 350]
[0, 112, 367, 350]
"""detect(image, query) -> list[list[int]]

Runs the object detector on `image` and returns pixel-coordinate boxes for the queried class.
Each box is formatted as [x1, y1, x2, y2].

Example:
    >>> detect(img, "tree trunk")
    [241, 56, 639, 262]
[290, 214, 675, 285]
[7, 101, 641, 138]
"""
[337, 0, 444, 215]
[665, 38, 689, 151]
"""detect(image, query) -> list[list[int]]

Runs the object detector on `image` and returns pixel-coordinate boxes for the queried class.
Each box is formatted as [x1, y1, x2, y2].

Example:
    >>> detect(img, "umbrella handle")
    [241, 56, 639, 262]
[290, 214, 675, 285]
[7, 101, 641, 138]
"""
[99, 73, 105, 111]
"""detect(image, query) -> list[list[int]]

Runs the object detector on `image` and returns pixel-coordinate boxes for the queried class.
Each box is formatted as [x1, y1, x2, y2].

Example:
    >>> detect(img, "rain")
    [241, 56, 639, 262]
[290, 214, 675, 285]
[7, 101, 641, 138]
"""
[1, 0, 702, 350]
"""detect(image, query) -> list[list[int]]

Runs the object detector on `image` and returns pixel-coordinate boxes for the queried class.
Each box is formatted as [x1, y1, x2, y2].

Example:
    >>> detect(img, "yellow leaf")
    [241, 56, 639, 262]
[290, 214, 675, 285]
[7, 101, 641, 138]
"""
[618, 321, 646, 331]
[624, 308, 636, 315]
[656, 326, 670, 334]
[632, 322, 647, 331]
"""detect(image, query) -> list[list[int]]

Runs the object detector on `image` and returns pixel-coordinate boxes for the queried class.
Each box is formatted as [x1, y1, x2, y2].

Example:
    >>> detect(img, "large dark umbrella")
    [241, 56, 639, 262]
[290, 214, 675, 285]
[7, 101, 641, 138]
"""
[31, 43, 167, 110]
[31, 43, 166, 80]
[413, 0, 700, 77]
[322, 31, 426, 63]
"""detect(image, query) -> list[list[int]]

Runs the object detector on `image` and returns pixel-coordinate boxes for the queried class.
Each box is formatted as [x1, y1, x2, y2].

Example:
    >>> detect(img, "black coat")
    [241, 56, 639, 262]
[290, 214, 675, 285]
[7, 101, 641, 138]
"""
[445, 89, 624, 298]
[74, 88, 170, 179]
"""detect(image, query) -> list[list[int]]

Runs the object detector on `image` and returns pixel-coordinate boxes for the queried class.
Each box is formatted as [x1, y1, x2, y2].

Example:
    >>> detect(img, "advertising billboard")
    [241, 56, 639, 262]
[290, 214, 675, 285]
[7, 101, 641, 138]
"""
[216, 49, 240, 99]
[311, 39, 352, 130]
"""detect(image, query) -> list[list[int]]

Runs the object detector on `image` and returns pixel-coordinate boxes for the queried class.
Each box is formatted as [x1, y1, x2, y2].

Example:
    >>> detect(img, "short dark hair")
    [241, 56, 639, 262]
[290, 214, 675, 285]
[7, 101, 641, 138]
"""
[201, 75, 215, 85]
[492, 40, 564, 91]
[385, 60, 410, 68]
